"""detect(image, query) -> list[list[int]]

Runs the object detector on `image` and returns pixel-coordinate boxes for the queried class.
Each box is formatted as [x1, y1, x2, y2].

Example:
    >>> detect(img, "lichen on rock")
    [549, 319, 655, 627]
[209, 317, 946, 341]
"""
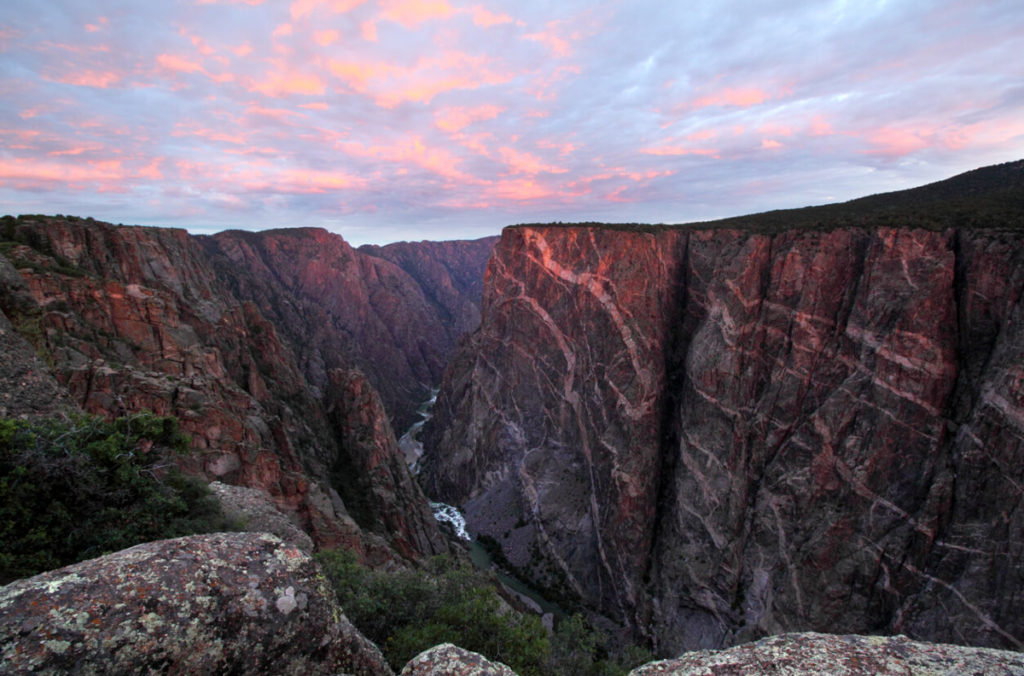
[0, 532, 393, 675]
[628, 632, 1024, 675]
[400, 643, 518, 676]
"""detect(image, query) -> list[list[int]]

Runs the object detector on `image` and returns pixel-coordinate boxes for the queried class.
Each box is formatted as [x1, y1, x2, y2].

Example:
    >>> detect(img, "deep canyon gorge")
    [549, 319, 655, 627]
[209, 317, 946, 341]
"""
[1, 160, 1023, 673]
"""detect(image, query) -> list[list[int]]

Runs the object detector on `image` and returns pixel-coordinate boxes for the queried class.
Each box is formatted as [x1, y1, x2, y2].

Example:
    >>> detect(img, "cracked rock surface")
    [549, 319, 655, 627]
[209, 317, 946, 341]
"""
[0, 532, 393, 675]
[629, 632, 1024, 675]
[401, 643, 517, 676]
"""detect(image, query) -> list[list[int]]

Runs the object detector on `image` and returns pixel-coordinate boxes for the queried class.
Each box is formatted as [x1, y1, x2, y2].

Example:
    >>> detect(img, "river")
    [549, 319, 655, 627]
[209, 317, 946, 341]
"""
[402, 390, 565, 621]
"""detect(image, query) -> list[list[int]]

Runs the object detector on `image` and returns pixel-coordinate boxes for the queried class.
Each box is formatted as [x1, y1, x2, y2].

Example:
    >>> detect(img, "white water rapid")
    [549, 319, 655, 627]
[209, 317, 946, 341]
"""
[400, 389, 471, 541]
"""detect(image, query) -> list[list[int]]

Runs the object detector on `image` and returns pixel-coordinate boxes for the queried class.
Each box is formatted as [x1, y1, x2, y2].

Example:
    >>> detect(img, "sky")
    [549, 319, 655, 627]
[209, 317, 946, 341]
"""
[1, 1, 1023, 245]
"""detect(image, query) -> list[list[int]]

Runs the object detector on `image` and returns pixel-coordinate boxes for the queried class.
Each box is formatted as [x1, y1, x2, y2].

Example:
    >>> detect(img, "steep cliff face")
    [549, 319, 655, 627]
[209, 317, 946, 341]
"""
[422, 162, 1024, 653]
[422, 226, 689, 624]
[199, 229, 495, 430]
[0, 216, 446, 564]
[360, 236, 498, 342]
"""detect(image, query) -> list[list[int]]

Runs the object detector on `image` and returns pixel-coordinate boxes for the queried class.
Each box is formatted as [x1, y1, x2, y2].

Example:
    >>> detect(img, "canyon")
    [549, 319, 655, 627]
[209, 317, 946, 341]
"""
[420, 160, 1024, 654]
[0, 215, 494, 567]
[1, 159, 1023, 671]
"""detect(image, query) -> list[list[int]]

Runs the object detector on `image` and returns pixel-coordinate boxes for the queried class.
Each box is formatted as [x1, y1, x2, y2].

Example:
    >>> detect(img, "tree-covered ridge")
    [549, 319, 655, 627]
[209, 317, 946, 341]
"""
[507, 158, 1024, 235]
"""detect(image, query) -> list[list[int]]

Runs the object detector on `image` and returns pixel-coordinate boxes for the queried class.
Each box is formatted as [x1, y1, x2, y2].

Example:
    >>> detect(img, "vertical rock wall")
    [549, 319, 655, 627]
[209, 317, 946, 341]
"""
[423, 223, 1024, 653]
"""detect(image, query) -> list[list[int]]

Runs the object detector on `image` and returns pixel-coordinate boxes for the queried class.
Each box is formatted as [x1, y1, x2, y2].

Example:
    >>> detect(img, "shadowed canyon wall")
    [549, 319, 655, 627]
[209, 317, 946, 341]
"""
[199, 229, 496, 431]
[0, 217, 495, 566]
[421, 162, 1024, 654]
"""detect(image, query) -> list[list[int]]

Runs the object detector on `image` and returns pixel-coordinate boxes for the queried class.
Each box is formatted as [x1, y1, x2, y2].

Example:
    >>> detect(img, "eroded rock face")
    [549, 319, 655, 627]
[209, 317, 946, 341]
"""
[209, 481, 316, 553]
[0, 256, 76, 419]
[0, 216, 444, 564]
[326, 368, 448, 560]
[424, 207, 1024, 650]
[360, 237, 498, 344]
[629, 632, 1024, 676]
[400, 643, 517, 676]
[200, 229, 496, 431]
[0, 532, 394, 675]
[422, 225, 689, 628]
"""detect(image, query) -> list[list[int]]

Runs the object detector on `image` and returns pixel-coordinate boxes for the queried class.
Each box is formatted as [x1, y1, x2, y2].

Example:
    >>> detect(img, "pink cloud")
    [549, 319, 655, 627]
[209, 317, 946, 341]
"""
[691, 87, 768, 109]
[486, 178, 554, 201]
[314, 30, 339, 46]
[434, 104, 504, 132]
[761, 139, 783, 149]
[863, 127, 929, 156]
[158, 53, 204, 74]
[471, 6, 516, 27]
[300, 102, 330, 110]
[341, 134, 472, 182]
[0, 157, 130, 189]
[809, 115, 835, 136]
[250, 68, 326, 97]
[379, 0, 455, 28]
[498, 147, 567, 175]
[245, 105, 302, 119]
[47, 67, 122, 88]
[47, 146, 103, 157]
[248, 168, 366, 193]
[641, 141, 719, 158]
[137, 157, 165, 180]
[361, 20, 378, 41]
[523, 21, 575, 57]
[157, 53, 234, 84]
[537, 139, 577, 156]
[173, 123, 247, 144]
[687, 129, 717, 142]
[329, 51, 514, 107]
[290, 0, 366, 20]
[84, 17, 108, 33]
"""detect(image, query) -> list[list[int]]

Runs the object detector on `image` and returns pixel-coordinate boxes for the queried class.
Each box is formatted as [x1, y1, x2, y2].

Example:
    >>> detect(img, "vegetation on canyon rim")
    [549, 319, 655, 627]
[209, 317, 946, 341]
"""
[0, 412, 240, 584]
[316, 547, 653, 675]
[0, 407, 652, 673]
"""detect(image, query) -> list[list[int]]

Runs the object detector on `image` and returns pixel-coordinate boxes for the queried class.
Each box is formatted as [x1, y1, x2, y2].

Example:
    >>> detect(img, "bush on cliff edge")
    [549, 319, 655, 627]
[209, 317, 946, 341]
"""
[317, 548, 654, 675]
[0, 412, 239, 584]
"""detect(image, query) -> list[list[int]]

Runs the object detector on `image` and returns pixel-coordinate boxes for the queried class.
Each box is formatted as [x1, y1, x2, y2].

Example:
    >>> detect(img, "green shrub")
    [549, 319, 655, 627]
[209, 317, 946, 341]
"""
[317, 549, 551, 674]
[316, 548, 654, 675]
[0, 412, 239, 584]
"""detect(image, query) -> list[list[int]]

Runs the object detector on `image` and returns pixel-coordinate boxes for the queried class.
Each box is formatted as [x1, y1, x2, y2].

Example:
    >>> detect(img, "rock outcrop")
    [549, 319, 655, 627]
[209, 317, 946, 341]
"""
[209, 481, 315, 553]
[401, 643, 517, 676]
[0, 216, 446, 564]
[199, 229, 496, 430]
[629, 633, 1024, 676]
[422, 161, 1024, 653]
[0, 532, 394, 675]
[0, 255, 76, 419]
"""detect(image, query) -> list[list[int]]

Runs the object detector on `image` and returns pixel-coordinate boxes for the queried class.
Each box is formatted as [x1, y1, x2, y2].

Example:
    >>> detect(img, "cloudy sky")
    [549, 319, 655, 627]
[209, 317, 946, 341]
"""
[2, 0, 1022, 244]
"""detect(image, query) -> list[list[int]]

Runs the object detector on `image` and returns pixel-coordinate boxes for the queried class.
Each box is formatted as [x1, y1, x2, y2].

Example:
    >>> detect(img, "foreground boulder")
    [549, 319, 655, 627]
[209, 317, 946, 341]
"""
[401, 643, 517, 676]
[0, 532, 393, 675]
[629, 632, 1024, 675]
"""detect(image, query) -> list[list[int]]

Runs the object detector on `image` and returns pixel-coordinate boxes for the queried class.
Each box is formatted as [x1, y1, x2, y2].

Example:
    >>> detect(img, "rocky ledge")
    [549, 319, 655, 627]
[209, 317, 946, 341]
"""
[0, 532, 393, 675]
[629, 633, 1024, 676]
